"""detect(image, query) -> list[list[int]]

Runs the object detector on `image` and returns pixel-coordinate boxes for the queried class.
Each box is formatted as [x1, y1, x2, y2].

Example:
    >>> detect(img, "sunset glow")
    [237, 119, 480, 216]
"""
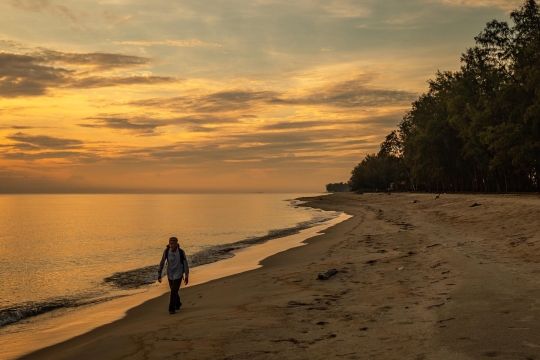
[0, 0, 514, 192]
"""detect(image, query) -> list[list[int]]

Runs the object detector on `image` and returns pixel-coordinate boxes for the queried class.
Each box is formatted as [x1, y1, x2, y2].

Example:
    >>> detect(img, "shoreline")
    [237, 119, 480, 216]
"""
[0, 209, 350, 360]
[0, 200, 339, 330]
[13, 192, 540, 359]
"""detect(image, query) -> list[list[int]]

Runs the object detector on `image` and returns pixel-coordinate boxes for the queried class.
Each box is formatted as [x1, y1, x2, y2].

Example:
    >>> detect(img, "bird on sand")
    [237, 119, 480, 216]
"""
[435, 194, 440, 199]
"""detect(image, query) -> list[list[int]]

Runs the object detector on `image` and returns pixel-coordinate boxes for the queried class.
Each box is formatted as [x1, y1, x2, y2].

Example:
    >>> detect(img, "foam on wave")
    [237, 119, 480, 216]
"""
[103, 211, 340, 290]
[0, 208, 340, 328]
[0, 294, 127, 328]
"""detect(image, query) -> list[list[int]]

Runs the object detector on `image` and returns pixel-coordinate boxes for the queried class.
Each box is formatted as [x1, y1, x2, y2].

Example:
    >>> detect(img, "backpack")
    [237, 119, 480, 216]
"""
[164, 245, 187, 264]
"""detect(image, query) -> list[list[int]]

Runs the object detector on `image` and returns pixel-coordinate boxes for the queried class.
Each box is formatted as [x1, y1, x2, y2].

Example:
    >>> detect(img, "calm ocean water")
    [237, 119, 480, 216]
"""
[0, 193, 337, 327]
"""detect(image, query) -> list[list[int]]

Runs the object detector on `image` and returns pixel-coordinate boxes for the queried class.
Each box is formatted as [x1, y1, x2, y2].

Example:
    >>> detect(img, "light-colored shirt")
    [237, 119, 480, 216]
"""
[158, 247, 189, 281]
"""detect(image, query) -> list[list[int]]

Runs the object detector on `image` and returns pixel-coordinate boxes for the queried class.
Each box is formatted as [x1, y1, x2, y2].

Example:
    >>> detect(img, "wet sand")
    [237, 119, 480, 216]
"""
[18, 193, 540, 359]
[1, 212, 348, 360]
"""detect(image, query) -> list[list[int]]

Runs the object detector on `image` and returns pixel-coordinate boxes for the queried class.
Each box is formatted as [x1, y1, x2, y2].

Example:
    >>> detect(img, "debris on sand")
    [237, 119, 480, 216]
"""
[469, 203, 481, 207]
[317, 268, 338, 280]
[427, 302, 445, 309]
[437, 317, 455, 324]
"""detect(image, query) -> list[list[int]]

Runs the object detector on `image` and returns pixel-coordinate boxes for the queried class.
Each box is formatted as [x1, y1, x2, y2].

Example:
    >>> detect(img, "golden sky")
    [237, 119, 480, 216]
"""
[0, 0, 517, 192]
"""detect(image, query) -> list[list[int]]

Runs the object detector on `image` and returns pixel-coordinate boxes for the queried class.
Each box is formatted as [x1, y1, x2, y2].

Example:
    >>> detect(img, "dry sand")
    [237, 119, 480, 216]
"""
[19, 193, 540, 359]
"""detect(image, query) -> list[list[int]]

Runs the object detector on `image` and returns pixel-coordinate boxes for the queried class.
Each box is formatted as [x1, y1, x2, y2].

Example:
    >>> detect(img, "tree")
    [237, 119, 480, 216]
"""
[348, 0, 540, 193]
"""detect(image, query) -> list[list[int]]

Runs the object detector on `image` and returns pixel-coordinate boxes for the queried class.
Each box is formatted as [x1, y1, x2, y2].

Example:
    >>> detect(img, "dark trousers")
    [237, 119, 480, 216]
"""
[168, 278, 182, 311]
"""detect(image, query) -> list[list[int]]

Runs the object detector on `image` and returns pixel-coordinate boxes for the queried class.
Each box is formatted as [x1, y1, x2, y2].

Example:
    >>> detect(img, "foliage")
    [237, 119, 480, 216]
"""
[326, 182, 350, 192]
[349, 0, 540, 192]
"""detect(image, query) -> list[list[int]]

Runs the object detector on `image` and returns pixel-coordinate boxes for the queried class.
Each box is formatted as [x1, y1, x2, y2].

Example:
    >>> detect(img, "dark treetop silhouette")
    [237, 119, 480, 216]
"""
[349, 0, 540, 193]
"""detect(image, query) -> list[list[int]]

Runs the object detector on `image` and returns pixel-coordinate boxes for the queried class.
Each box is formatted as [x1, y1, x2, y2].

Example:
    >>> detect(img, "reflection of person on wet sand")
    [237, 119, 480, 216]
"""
[158, 237, 189, 314]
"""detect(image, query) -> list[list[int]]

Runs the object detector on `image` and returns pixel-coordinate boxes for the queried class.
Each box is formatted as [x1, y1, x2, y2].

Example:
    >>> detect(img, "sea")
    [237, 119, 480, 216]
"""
[0, 193, 339, 329]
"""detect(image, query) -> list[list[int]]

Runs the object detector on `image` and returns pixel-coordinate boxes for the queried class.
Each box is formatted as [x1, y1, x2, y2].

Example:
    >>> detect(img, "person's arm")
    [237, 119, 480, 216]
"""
[182, 250, 189, 285]
[157, 250, 167, 283]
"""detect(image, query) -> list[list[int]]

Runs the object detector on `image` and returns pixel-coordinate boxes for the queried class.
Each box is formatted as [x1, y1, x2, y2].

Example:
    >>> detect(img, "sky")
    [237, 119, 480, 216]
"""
[0, 0, 522, 193]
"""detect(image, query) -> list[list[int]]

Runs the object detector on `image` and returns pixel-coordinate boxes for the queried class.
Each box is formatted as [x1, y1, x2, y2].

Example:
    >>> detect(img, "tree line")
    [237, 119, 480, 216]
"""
[350, 0, 540, 193]
[326, 182, 350, 192]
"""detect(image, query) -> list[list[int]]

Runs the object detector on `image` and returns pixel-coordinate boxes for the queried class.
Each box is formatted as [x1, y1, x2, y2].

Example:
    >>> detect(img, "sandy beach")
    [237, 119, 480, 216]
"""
[18, 192, 540, 359]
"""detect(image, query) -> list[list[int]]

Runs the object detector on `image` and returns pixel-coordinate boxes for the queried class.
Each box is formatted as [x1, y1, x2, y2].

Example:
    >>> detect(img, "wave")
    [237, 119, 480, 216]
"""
[188, 211, 340, 266]
[0, 294, 128, 328]
[103, 265, 158, 290]
[103, 211, 341, 290]
[1, 208, 340, 328]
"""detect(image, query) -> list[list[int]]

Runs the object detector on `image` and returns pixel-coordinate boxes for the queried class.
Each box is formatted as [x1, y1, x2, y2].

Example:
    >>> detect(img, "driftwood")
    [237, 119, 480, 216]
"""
[317, 268, 338, 280]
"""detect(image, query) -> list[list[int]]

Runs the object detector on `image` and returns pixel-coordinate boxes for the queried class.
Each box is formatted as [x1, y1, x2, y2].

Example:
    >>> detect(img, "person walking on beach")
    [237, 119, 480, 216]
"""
[158, 237, 189, 314]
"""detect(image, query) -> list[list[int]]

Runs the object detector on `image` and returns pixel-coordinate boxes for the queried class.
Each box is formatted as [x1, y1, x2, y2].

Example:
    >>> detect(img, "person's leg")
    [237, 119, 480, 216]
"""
[168, 279, 181, 312]
[176, 281, 182, 309]
[167, 278, 174, 311]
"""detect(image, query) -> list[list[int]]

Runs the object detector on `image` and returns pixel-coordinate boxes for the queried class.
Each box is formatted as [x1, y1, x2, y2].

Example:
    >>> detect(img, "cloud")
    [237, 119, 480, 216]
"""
[136, 126, 371, 163]
[10, 1, 134, 29]
[0, 120, 380, 192]
[10, 0, 82, 22]
[261, 120, 334, 130]
[3, 151, 84, 160]
[114, 39, 223, 47]
[34, 49, 152, 70]
[128, 90, 280, 113]
[0, 151, 103, 164]
[322, 1, 371, 18]
[127, 75, 415, 114]
[440, 0, 522, 11]
[382, 10, 429, 27]
[259, 116, 401, 131]
[185, 125, 218, 133]
[0, 132, 104, 163]
[67, 75, 178, 88]
[78, 114, 238, 135]
[101, 11, 133, 25]
[272, 75, 417, 108]
[197, 90, 280, 112]
[0, 50, 178, 98]
[78, 117, 165, 136]
[0, 39, 27, 50]
[0, 125, 36, 130]
[167, 115, 238, 132]
[5, 132, 84, 150]
[0, 51, 70, 97]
